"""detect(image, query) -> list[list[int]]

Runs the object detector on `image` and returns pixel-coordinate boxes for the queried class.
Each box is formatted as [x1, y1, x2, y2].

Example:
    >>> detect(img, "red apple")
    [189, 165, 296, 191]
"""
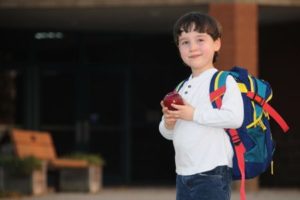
[163, 91, 184, 110]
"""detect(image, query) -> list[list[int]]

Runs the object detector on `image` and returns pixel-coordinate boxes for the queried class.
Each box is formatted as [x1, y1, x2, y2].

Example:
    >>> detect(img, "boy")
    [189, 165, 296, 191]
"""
[159, 12, 244, 200]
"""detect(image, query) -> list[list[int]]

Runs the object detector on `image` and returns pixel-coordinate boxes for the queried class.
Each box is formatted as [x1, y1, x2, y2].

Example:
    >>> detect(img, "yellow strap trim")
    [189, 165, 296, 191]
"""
[248, 76, 257, 122]
[214, 71, 223, 90]
[248, 75, 254, 92]
[246, 114, 263, 129]
[211, 94, 224, 102]
[238, 83, 248, 93]
[263, 110, 270, 120]
[251, 101, 257, 126]
[271, 160, 274, 175]
[266, 91, 272, 102]
[259, 120, 267, 131]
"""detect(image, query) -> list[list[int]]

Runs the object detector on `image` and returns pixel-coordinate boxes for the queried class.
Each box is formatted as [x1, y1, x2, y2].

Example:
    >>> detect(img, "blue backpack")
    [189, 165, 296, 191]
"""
[209, 66, 289, 200]
[175, 66, 289, 200]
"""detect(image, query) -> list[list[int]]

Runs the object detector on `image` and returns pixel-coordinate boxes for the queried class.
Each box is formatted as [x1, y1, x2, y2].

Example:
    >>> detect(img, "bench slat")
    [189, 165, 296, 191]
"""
[15, 145, 56, 160]
[12, 131, 53, 145]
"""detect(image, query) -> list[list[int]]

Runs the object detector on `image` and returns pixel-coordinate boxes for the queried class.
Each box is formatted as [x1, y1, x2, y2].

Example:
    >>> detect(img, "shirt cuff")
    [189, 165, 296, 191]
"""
[159, 120, 174, 140]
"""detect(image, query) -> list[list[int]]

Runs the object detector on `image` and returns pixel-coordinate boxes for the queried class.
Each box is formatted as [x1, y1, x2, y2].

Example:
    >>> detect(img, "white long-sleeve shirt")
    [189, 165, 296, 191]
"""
[159, 67, 244, 175]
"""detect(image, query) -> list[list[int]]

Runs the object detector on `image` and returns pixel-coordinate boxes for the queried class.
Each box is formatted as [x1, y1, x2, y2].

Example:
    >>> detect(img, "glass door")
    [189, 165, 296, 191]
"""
[39, 65, 131, 185]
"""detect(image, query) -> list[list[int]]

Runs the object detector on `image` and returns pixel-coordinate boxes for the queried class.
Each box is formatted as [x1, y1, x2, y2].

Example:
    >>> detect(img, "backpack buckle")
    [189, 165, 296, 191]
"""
[232, 137, 241, 146]
[227, 129, 242, 146]
[252, 93, 266, 106]
[233, 140, 241, 146]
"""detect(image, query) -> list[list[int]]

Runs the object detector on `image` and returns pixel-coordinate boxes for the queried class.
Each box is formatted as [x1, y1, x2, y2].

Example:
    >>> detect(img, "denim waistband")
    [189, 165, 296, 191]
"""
[177, 165, 231, 178]
[200, 165, 231, 176]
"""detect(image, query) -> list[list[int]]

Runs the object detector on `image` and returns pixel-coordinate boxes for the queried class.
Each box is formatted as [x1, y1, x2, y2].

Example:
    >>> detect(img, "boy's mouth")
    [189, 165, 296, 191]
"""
[188, 54, 201, 59]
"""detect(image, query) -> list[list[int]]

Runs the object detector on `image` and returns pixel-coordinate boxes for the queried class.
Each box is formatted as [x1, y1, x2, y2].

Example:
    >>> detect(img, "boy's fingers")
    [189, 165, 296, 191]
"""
[168, 109, 179, 114]
[161, 101, 170, 114]
[166, 117, 176, 121]
[165, 113, 172, 118]
[160, 101, 165, 108]
[171, 103, 184, 110]
[168, 110, 181, 119]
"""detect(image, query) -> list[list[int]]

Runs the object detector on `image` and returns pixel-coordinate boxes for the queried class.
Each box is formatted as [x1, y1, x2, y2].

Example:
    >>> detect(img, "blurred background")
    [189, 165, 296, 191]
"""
[0, 0, 299, 191]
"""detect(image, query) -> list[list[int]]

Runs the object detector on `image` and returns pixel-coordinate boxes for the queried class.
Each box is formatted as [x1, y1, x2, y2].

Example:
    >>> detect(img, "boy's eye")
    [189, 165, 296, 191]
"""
[180, 41, 189, 45]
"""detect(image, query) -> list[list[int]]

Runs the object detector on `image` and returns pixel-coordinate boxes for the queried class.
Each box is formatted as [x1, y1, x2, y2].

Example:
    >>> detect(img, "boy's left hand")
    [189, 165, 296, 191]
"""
[169, 100, 195, 121]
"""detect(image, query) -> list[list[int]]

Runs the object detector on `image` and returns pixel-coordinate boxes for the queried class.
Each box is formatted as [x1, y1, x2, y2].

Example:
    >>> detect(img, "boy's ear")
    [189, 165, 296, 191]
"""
[214, 38, 221, 51]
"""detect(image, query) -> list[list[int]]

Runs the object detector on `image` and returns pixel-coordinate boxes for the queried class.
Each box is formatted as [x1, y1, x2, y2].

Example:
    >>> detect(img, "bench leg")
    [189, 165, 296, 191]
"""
[32, 161, 48, 195]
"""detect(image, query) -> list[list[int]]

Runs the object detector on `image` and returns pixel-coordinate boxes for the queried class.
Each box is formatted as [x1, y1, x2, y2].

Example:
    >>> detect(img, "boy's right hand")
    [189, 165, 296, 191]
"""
[160, 101, 177, 130]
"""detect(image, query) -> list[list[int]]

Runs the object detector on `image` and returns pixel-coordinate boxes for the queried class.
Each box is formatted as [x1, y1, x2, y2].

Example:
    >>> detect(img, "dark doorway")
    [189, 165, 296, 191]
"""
[39, 65, 131, 185]
[2, 30, 186, 186]
[259, 22, 300, 187]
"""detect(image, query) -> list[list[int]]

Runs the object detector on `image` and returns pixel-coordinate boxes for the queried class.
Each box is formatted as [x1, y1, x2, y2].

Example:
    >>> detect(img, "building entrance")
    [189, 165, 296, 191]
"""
[20, 64, 132, 185]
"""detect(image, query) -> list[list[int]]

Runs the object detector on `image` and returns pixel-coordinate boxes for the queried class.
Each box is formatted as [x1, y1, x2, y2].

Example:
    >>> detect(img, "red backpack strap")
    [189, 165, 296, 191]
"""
[210, 71, 247, 200]
[247, 92, 289, 133]
[227, 129, 246, 200]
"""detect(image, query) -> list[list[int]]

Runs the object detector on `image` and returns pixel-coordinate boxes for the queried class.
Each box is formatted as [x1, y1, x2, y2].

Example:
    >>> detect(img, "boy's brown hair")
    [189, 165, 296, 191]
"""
[173, 12, 222, 63]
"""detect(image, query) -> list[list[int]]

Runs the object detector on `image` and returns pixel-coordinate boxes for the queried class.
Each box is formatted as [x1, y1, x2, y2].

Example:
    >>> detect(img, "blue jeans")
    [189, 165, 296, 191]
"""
[176, 166, 232, 200]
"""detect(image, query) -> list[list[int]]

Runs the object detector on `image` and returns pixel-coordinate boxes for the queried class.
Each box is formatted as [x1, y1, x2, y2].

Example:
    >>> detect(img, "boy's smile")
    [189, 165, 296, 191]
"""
[188, 53, 202, 59]
[178, 27, 221, 77]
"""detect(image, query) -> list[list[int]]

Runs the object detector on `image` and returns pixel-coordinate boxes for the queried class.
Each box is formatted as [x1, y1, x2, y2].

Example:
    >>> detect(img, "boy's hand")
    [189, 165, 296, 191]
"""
[169, 100, 195, 121]
[160, 101, 177, 130]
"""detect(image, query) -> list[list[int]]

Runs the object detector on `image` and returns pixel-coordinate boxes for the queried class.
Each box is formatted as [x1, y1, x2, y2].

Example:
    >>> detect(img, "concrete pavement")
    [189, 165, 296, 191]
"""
[1, 187, 300, 200]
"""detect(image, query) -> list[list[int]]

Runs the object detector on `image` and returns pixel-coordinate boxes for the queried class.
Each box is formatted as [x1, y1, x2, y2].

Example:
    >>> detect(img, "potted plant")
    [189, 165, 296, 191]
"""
[59, 152, 105, 193]
[63, 152, 105, 166]
[0, 155, 47, 195]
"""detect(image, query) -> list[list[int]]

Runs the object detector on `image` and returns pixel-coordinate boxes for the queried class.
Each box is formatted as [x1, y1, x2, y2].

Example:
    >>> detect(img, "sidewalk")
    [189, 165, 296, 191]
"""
[1, 187, 300, 200]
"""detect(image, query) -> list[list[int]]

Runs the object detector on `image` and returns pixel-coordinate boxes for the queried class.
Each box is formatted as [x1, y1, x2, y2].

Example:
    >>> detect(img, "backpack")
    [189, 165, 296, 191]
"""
[209, 66, 289, 200]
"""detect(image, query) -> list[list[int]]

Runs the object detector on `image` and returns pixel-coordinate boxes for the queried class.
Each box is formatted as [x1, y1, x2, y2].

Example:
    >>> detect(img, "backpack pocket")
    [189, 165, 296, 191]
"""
[245, 126, 268, 163]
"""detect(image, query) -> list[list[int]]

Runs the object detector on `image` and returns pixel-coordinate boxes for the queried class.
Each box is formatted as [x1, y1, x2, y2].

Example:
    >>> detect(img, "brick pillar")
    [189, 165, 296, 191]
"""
[209, 3, 258, 76]
[209, 3, 259, 192]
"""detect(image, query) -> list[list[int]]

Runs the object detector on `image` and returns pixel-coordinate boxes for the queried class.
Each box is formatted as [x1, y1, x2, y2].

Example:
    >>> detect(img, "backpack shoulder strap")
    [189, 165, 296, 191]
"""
[210, 69, 247, 200]
[209, 70, 230, 109]
[174, 78, 188, 92]
[231, 67, 289, 132]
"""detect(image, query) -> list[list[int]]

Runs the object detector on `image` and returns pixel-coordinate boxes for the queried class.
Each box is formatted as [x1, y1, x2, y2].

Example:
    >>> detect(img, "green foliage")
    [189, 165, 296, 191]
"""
[0, 156, 42, 176]
[63, 152, 105, 166]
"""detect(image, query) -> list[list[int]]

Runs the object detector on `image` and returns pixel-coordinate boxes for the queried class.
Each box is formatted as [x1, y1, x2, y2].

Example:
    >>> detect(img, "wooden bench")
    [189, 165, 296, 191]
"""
[9, 128, 101, 193]
[11, 128, 88, 169]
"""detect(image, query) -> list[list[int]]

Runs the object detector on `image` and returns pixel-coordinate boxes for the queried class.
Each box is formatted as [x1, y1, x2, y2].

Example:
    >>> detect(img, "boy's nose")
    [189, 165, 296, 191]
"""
[189, 41, 198, 51]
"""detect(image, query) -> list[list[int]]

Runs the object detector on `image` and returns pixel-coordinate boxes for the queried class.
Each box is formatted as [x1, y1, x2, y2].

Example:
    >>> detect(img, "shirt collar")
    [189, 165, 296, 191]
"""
[188, 67, 217, 83]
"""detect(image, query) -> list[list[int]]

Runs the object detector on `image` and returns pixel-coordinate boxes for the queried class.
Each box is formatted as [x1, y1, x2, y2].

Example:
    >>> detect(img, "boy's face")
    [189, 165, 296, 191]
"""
[178, 26, 220, 76]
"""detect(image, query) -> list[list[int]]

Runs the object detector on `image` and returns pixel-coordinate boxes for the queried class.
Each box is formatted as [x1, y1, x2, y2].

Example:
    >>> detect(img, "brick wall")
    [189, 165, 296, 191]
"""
[210, 3, 258, 75]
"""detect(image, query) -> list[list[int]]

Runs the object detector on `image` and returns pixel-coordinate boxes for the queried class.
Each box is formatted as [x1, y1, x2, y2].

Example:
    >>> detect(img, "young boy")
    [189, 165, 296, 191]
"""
[159, 12, 244, 200]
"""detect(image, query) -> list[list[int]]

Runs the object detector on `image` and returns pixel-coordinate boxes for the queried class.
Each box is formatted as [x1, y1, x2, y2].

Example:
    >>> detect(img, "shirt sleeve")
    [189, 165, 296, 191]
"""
[158, 116, 174, 140]
[193, 75, 244, 129]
